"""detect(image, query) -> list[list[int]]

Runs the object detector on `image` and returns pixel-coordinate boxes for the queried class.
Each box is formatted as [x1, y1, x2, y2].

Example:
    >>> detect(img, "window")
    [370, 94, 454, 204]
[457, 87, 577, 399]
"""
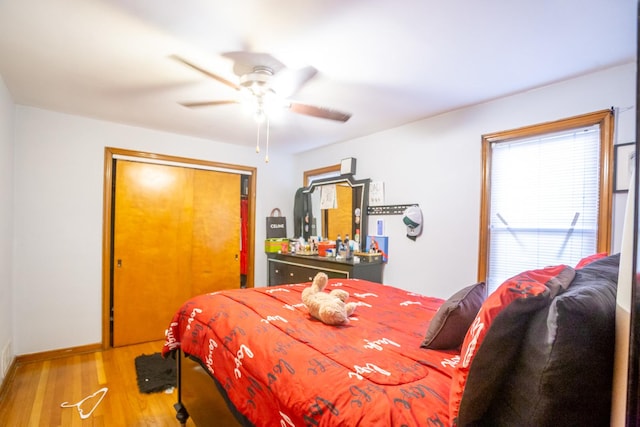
[478, 110, 614, 293]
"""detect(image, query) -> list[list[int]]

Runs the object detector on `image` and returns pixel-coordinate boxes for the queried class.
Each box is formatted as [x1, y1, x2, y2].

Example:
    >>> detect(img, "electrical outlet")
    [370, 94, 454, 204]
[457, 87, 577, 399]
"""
[1, 341, 12, 377]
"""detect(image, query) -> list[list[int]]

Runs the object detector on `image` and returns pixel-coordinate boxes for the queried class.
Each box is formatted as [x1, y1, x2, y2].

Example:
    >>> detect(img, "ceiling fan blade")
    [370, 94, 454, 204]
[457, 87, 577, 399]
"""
[289, 102, 351, 122]
[180, 100, 239, 108]
[272, 66, 318, 97]
[170, 55, 240, 91]
[292, 66, 318, 87]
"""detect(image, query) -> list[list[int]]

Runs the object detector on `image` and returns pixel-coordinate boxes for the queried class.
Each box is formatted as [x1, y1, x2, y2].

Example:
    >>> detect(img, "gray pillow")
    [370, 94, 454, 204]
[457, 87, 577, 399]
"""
[421, 282, 486, 350]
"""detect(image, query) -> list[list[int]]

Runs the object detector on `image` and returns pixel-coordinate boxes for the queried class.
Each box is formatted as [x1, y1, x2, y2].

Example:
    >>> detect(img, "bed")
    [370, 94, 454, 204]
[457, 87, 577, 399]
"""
[162, 252, 619, 427]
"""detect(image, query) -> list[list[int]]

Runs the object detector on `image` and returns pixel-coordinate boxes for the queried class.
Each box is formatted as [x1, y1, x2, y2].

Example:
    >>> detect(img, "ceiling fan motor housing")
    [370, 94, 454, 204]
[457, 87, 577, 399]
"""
[239, 67, 275, 97]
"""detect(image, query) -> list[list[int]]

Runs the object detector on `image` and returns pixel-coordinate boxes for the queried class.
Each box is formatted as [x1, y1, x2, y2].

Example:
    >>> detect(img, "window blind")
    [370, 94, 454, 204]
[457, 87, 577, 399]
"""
[487, 125, 600, 292]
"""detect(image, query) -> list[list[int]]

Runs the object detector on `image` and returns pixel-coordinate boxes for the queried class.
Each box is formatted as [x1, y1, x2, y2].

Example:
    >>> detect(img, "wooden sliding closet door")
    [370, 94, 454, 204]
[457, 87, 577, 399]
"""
[190, 169, 241, 296]
[112, 160, 240, 346]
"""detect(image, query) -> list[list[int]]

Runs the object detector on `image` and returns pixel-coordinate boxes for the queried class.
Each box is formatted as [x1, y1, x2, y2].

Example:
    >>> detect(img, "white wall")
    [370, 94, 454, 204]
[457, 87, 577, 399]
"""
[12, 107, 296, 355]
[295, 62, 637, 298]
[6, 62, 637, 356]
[0, 76, 15, 382]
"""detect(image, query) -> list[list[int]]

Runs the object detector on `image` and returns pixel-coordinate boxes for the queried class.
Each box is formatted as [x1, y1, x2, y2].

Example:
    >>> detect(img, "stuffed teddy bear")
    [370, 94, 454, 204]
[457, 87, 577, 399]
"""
[301, 272, 357, 325]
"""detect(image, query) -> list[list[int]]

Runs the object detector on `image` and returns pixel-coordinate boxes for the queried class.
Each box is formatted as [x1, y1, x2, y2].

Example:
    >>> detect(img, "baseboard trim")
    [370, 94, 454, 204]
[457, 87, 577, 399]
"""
[0, 359, 18, 403]
[15, 342, 103, 365]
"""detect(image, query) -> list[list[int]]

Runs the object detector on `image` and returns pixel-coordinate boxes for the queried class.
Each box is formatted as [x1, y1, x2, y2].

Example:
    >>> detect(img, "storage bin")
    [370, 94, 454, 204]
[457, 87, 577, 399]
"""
[317, 241, 335, 257]
[265, 238, 289, 253]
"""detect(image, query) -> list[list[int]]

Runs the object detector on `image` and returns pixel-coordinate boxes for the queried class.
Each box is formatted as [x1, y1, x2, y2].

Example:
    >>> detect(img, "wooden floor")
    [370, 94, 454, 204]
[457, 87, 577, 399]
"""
[0, 341, 203, 426]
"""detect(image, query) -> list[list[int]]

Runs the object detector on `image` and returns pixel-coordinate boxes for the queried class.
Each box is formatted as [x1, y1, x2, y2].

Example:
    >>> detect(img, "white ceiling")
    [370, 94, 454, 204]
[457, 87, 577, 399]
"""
[0, 0, 636, 154]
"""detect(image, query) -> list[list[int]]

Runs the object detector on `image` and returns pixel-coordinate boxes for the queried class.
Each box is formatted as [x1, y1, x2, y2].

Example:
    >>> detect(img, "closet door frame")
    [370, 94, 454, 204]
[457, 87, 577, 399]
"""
[101, 147, 257, 349]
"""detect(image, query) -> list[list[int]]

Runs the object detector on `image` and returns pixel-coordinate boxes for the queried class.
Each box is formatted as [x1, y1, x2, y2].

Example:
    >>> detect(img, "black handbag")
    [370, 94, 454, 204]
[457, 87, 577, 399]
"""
[266, 208, 287, 238]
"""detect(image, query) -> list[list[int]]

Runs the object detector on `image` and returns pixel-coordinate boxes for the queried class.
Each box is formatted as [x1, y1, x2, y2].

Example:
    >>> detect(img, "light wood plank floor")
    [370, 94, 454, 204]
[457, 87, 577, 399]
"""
[0, 341, 198, 427]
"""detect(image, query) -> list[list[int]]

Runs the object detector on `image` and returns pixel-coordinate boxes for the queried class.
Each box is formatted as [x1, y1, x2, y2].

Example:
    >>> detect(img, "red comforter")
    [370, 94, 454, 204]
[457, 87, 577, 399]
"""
[162, 279, 457, 426]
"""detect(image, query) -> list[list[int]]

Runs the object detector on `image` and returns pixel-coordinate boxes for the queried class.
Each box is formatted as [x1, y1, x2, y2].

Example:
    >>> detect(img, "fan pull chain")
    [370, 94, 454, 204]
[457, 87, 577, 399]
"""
[255, 123, 261, 154]
[254, 116, 269, 163]
[265, 118, 270, 163]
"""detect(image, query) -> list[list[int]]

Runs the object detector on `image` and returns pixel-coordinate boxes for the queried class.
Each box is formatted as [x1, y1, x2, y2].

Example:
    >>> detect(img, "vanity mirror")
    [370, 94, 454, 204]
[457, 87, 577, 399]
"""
[303, 175, 370, 245]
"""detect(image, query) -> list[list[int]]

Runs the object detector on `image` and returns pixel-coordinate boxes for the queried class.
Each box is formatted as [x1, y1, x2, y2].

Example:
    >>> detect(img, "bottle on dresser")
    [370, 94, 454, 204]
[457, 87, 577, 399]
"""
[344, 234, 352, 260]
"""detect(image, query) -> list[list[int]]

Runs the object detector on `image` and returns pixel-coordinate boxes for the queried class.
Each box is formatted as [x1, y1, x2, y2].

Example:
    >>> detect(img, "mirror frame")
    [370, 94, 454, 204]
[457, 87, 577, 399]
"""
[303, 174, 370, 244]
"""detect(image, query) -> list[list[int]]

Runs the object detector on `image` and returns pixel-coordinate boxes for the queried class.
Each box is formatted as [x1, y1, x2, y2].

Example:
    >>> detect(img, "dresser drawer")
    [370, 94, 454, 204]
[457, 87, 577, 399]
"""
[267, 254, 383, 286]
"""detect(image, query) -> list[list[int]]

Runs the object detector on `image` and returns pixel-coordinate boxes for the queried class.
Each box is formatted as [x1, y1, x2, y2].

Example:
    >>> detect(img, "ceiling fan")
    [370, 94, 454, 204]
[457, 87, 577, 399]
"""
[172, 52, 352, 123]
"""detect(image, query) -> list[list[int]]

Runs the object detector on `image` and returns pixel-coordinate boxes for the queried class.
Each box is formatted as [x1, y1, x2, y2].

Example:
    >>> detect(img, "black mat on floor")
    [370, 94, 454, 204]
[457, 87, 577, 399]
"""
[134, 352, 176, 394]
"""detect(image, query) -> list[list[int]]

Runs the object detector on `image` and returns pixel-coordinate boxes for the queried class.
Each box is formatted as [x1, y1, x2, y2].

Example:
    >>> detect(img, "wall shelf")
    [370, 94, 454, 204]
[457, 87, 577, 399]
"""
[367, 204, 418, 215]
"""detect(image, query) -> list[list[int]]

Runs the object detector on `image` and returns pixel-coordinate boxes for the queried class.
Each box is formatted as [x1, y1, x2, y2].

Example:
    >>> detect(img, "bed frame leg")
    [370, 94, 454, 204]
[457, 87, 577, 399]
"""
[174, 402, 189, 426]
[173, 349, 190, 426]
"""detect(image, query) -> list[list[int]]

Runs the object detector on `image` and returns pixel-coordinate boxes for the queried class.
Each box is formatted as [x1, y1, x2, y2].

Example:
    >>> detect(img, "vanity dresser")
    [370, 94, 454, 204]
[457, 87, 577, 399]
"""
[267, 172, 385, 286]
[267, 252, 384, 286]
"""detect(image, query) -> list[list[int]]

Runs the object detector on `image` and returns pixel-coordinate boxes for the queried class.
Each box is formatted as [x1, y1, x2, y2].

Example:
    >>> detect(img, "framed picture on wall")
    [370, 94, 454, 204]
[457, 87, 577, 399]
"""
[614, 142, 636, 193]
[365, 235, 388, 262]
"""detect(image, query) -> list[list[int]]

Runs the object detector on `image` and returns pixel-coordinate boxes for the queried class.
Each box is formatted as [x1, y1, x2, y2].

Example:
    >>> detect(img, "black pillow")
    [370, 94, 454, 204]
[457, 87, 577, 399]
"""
[421, 282, 486, 350]
[453, 264, 575, 426]
[484, 253, 619, 426]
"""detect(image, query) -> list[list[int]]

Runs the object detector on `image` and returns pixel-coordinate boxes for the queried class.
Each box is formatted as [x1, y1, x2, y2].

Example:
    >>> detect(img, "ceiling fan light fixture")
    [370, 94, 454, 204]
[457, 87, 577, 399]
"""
[239, 67, 274, 96]
[263, 92, 286, 119]
[253, 108, 267, 123]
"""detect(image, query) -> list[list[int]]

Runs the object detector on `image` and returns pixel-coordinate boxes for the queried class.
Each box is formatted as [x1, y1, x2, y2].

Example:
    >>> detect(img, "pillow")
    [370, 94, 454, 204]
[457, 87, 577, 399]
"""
[574, 252, 608, 269]
[421, 282, 486, 350]
[484, 253, 619, 426]
[449, 264, 576, 427]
